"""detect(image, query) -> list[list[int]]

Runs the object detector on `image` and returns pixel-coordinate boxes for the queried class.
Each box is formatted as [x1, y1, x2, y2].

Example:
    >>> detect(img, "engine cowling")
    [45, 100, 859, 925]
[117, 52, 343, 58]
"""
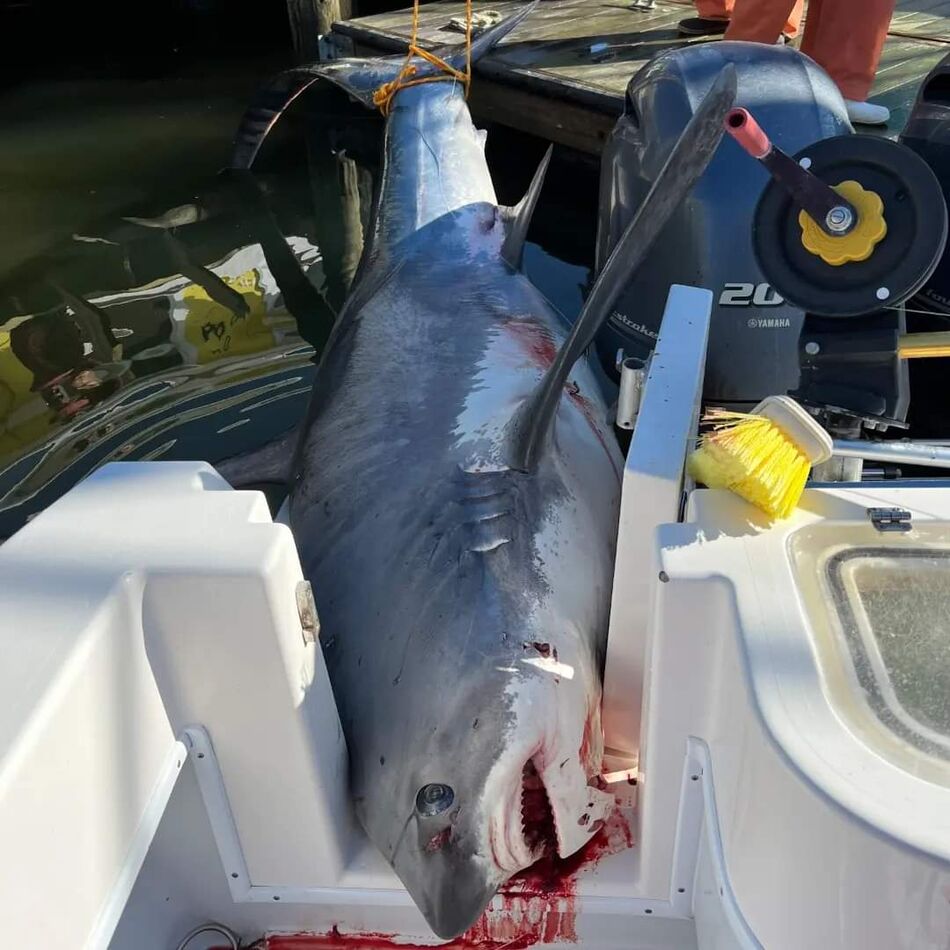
[595, 42, 851, 405]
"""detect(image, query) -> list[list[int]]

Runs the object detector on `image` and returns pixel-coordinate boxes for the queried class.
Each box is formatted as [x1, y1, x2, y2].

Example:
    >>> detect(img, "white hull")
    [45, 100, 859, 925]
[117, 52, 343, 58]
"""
[2, 287, 948, 949]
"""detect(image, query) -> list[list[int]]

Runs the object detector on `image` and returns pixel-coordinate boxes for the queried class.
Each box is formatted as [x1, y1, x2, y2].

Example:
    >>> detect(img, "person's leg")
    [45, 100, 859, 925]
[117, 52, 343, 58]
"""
[694, 0, 732, 18]
[801, 0, 896, 122]
[679, 0, 733, 36]
[723, 0, 803, 42]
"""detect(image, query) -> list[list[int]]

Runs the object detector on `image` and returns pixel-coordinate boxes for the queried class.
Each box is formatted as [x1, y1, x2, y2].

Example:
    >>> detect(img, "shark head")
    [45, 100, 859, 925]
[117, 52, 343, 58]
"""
[325, 460, 615, 940]
[353, 634, 614, 939]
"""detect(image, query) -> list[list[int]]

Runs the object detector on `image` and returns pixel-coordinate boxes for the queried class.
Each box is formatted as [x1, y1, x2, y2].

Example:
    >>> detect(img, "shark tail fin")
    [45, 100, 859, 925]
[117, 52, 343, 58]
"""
[230, 2, 536, 169]
[231, 65, 327, 170]
[435, 0, 536, 71]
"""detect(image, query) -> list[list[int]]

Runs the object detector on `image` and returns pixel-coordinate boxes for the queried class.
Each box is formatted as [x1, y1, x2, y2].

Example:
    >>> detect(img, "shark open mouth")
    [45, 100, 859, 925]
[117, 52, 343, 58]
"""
[487, 724, 616, 878]
[488, 754, 565, 875]
[520, 760, 557, 859]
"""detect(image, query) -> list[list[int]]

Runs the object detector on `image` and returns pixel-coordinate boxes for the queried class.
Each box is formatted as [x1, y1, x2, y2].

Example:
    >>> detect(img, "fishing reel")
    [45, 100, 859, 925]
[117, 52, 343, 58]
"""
[727, 109, 949, 432]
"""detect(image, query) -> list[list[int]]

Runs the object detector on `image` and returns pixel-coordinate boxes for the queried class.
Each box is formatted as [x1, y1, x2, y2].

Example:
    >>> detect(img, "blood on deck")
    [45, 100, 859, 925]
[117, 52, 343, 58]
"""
[264, 804, 634, 949]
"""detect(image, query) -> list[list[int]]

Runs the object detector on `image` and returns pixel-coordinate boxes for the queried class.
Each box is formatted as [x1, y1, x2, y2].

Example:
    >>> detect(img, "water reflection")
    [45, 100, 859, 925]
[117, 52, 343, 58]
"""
[0, 237, 321, 532]
[0, 151, 336, 537]
[0, 77, 597, 540]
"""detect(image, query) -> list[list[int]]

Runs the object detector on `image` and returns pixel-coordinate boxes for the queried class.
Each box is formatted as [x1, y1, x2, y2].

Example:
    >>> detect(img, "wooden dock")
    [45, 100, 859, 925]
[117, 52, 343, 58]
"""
[332, 0, 950, 154]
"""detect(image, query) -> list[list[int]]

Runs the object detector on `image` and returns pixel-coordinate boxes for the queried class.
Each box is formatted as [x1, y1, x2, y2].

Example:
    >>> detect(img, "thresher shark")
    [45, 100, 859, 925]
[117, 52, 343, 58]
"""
[3, 7, 950, 948]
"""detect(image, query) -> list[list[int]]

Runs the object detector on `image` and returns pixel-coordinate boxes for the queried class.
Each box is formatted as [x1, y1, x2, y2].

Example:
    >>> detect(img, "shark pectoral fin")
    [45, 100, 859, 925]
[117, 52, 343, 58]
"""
[501, 144, 552, 271]
[505, 64, 739, 473]
[215, 425, 300, 492]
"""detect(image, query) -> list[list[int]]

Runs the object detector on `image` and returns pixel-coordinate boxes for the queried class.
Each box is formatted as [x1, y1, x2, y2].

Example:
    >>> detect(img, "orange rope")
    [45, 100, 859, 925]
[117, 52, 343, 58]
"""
[372, 0, 473, 116]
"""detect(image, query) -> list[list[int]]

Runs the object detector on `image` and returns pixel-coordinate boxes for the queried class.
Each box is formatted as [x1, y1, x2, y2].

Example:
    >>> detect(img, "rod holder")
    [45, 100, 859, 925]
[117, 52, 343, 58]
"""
[833, 439, 950, 468]
[616, 356, 647, 430]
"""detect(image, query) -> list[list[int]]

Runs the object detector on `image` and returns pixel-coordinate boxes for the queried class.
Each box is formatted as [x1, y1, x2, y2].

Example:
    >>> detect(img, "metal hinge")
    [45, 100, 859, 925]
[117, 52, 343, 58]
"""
[867, 507, 912, 532]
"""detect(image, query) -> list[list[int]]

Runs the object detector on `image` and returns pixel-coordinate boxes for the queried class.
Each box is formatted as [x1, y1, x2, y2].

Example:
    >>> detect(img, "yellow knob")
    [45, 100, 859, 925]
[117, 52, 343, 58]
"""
[798, 180, 887, 266]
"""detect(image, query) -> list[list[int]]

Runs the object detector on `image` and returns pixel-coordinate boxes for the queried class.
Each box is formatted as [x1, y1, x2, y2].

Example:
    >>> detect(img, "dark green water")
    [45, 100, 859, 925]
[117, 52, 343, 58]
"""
[0, 25, 598, 539]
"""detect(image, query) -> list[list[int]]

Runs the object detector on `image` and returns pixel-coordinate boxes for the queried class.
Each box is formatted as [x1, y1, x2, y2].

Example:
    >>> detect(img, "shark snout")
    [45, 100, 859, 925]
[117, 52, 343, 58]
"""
[390, 730, 615, 940]
[391, 802, 502, 940]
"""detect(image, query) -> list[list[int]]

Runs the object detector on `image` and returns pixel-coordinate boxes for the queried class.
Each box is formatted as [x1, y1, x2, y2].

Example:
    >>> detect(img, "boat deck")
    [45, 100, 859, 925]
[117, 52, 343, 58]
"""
[333, 0, 950, 154]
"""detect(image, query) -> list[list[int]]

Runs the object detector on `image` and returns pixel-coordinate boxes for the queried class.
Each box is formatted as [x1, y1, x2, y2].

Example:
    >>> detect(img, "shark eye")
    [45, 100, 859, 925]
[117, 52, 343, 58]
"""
[416, 783, 454, 816]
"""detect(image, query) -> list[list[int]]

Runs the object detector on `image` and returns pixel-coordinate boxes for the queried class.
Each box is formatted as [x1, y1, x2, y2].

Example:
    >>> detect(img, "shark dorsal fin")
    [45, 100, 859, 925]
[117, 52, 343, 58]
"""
[501, 145, 552, 270]
[506, 64, 738, 472]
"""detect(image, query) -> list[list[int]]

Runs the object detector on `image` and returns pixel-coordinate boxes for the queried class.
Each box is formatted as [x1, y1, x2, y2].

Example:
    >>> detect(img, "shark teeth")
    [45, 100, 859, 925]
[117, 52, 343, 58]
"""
[520, 759, 557, 859]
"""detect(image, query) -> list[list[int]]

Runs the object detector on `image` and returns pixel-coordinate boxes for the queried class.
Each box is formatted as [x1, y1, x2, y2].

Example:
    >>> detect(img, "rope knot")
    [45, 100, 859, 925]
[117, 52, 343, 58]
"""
[373, 0, 472, 116]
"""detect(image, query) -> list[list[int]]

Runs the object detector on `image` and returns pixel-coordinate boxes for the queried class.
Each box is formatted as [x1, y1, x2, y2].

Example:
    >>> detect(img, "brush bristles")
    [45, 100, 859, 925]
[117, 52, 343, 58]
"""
[687, 410, 811, 519]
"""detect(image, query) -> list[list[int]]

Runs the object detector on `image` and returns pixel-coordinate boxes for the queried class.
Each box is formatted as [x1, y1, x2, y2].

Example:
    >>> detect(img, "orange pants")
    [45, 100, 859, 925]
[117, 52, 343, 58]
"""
[695, 0, 896, 101]
[695, 0, 802, 38]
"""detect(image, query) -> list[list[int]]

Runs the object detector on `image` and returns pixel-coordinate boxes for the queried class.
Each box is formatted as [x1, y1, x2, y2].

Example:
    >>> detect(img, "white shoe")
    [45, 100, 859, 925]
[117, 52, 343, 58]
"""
[845, 99, 890, 126]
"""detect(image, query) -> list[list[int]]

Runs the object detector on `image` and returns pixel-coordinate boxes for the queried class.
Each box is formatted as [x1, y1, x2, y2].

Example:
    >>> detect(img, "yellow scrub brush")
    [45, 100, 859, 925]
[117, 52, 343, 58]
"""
[687, 396, 833, 519]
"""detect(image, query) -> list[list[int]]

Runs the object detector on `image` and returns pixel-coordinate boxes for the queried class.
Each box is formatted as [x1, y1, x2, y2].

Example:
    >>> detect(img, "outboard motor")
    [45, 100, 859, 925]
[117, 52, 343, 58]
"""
[895, 51, 950, 441]
[900, 51, 950, 316]
[597, 42, 851, 405]
[599, 42, 950, 480]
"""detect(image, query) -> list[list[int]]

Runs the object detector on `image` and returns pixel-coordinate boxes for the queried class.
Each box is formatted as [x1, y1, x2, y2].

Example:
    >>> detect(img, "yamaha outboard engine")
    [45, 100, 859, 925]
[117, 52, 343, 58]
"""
[599, 42, 950, 481]
[597, 42, 851, 405]
[896, 51, 950, 441]
[900, 51, 950, 316]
